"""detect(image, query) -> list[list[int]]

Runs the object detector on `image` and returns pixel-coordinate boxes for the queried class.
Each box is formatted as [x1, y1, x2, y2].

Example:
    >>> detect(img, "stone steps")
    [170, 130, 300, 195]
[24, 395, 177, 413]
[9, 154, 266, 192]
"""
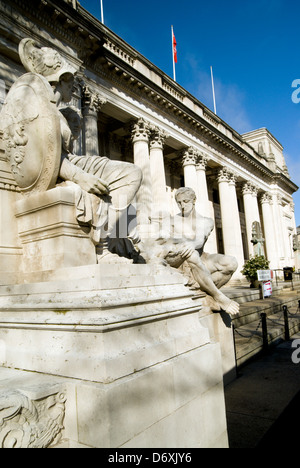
[233, 306, 300, 367]
[225, 282, 300, 368]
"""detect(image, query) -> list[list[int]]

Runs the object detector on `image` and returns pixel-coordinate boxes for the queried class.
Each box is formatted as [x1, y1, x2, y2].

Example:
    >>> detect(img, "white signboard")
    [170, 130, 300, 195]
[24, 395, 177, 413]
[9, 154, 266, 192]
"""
[257, 270, 272, 282]
[263, 280, 272, 297]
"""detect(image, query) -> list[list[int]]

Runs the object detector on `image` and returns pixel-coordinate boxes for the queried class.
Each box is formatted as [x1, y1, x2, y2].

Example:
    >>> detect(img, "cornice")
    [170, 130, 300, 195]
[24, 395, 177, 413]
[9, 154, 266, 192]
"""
[99, 50, 277, 180]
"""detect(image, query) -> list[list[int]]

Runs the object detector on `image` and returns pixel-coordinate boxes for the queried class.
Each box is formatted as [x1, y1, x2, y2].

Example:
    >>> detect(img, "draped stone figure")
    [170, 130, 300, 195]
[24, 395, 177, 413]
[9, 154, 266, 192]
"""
[1, 38, 142, 263]
[251, 221, 265, 256]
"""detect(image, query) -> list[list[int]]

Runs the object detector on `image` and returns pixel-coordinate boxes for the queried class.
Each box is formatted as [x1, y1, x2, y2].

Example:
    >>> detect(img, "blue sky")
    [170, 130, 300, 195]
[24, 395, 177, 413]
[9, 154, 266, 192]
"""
[80, 0, 300, 225]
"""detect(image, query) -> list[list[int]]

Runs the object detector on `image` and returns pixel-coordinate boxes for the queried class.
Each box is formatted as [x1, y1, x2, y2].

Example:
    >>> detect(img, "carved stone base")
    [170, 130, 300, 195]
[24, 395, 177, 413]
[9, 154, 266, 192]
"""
[0, 368, 67, 448]
[15, 186, 97, 273]
[0, 264, 229, 448]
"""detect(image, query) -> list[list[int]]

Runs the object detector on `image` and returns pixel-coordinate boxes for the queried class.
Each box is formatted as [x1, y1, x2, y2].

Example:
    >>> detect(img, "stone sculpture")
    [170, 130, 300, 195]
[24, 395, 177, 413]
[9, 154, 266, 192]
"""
[0, 390, 66, 448]
[251, 221, 265, 256]
[1, 38, 142, 263]
[0, 38, 239, 314]
[136, 187, 240, 316]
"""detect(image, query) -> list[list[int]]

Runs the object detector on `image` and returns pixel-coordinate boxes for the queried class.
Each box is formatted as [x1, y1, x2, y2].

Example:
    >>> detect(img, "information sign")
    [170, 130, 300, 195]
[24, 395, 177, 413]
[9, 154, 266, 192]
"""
[257, 270, 272, 282]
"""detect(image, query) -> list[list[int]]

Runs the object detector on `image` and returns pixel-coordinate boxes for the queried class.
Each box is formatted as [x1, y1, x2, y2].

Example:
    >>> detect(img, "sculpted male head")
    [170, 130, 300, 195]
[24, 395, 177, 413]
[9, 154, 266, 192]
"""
[175, 187, 196, 217]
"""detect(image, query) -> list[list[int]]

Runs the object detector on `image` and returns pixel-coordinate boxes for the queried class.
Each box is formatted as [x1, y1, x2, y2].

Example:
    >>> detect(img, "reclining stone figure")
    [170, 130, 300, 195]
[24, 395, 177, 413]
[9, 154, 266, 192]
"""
[136, 187, 240, 316]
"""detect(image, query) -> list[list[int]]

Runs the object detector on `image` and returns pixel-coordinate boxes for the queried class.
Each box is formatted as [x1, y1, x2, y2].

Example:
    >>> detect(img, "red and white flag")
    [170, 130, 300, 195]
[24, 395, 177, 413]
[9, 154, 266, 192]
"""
[172, 27, 177, 63]
[171, 26, 177, 81]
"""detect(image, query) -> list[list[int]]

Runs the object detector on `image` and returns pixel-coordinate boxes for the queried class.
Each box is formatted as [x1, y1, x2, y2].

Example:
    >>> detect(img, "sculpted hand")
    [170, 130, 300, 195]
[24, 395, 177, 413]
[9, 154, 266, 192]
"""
[75, 173, 109, 195]
[180, 244, 195, 260]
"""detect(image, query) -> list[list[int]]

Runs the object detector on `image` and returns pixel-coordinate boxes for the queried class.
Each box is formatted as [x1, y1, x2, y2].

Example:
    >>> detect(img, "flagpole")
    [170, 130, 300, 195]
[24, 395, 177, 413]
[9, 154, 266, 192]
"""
[100, 0, 104, 24]
[210, 66, 217, 114]
[171, 25, 176, 82]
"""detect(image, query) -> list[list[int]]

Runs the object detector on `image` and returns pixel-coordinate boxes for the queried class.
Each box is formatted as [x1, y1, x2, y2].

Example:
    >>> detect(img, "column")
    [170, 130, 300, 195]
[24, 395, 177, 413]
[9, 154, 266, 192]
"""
[167, 160, 182, 216]
[273, 194, 288, 263]
[131, 118, 152, 233]
[149, 127, 169, 213]
[260, 192, 278, 269]
[195, 152, 209, 214]
[81, 85, 106, 156]
[181, 147, 198, 193]
[242, 182, 261, 257]
[217, 167, 244, 278]
[196, 152, 217, 253]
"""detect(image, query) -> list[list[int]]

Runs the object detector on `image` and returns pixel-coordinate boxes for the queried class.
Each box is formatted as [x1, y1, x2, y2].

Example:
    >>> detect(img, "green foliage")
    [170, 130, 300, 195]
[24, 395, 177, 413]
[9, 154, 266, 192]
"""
[241, 255, 270, 281]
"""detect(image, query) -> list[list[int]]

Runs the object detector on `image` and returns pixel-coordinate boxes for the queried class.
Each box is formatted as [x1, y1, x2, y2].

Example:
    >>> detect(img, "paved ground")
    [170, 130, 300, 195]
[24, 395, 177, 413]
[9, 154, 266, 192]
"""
[224, 331, 300, 448]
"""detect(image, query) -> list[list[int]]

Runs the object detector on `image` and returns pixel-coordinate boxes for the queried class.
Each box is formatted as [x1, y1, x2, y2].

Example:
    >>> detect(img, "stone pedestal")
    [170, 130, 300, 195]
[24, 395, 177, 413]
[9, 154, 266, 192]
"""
[0, 264, 229, 448]
[15, 186, 96, 274]
[0, 151, 23, 278]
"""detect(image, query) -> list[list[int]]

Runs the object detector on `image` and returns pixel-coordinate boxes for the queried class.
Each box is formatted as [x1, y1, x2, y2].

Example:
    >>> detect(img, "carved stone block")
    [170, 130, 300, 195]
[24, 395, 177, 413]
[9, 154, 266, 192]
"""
[15, 185, 96, 273]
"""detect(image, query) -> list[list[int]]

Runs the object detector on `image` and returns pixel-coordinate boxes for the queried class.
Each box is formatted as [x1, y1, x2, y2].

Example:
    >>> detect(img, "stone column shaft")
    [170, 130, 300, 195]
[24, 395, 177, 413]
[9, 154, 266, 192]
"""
[260, 193, 278, 269]
[196, 154, 217, 253]
[82, 108, 99, 156]
[149, 128, 168, 213]
[242, 182, 260, 257]
[217, 168, 244, 278]
[182, 148, 198, 194]
[81, 85, 106, 157]
[131, 119, 152, 231]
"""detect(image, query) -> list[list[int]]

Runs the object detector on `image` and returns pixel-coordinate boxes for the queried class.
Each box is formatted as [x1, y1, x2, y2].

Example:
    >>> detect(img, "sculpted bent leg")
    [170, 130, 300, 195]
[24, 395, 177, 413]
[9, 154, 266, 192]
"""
[185, 250, 240, 316]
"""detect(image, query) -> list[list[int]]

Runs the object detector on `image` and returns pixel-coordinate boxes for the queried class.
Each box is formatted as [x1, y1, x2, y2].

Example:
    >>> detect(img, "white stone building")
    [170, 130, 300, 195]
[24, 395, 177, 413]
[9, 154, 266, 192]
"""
[0, 0, 298, 279]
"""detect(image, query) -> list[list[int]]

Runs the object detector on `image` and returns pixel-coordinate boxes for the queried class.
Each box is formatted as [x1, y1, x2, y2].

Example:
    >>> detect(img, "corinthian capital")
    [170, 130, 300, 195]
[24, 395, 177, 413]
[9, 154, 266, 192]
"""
[149, 126, 169, 150]
[196, 152, 208, 171]
[130, 118, 151, 143]
[242, 182, 258, 196]
[82, 85, 107, 113]
[216, 167, 231, 183]
[260, 192, 273, 205]
[181, 147, 197, 167]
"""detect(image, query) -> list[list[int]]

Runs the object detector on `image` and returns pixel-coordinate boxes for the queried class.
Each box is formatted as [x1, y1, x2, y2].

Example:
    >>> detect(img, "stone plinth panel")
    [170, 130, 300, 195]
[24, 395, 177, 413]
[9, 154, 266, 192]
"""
[15, 186, 96, 273]
[0, 264, 229, 448]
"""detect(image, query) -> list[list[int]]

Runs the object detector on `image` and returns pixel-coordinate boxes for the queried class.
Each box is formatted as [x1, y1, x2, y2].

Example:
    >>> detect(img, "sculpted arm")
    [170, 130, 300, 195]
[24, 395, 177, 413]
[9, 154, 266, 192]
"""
[59, 155, 109, 195]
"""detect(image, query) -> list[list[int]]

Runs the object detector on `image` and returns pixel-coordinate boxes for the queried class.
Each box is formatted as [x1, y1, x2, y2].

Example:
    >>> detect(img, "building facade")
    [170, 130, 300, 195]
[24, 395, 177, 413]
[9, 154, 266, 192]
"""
[0, 0, 298, 279]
